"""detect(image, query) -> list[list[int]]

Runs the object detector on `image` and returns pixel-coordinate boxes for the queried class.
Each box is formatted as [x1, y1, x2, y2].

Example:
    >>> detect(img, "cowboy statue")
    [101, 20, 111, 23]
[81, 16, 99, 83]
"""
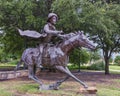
[17, 13, 64, 68]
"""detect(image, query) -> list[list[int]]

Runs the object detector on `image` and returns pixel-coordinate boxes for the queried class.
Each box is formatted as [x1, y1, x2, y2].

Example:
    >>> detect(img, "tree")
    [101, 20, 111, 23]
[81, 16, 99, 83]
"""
[82, 2, 120, 74]
[89, 50, 101, 64]
[70, 48, 90, 65]
[114, 56, 120, 65]
[0, 0, 53, 54]
[105, 0, 120, 4]
[52, 0, 120, 74]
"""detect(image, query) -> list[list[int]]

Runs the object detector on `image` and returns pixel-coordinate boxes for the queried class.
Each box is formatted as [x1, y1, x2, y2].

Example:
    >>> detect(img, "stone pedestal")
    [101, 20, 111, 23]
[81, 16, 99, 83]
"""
[0, 70, 28, 80]
[80, 87, 97, 96]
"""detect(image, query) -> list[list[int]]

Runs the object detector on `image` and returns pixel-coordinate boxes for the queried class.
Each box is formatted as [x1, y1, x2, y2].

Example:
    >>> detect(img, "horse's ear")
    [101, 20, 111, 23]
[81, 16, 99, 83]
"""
[72, 33, 76, 36]
[78, 31, 82, 35]
[74, 31, 77, 35]
[81, 31, 84, 34]
[78, 30, 84, 35]
[75, 31, 80, 35]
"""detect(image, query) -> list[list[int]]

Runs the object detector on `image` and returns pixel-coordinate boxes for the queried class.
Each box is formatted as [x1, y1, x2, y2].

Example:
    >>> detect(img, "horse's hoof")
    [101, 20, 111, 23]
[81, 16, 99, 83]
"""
[84, 86, 88, 89]
[39, 84, 59, 90]
[53, 87, 59, 90]
[39, 84, 49, 90]
[49, 84, 59, 90]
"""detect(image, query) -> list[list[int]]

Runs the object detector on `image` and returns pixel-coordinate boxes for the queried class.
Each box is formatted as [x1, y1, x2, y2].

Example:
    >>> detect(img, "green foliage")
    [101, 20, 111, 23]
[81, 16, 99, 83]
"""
[7, 59, 18, 65]
[0, 47, 18, 63]
[109, 57, 113, 63]
[70, 48, 90, 65]
[0, 0, 51, 54]
[88, 61, 105, 70]
[68, 64, 88, 70]
[52, 0, 120, 74]
[52, 0, 82, 32]
[89, 50, 101, 62]
[114, 55, 120, 66]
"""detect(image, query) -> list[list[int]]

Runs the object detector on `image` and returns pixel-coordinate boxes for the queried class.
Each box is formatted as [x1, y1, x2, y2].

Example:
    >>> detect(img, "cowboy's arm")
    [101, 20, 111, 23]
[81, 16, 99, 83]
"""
[58, 33, 75, 39]
[44, 25, 62, 35]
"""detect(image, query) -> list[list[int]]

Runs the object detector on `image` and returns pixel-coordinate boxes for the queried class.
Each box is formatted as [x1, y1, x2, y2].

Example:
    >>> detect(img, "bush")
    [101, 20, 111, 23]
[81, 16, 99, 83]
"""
[88, 61, 105, 70]
[7, 60, 18, 66]
[68, 63, 89, 70]
[114, 56, 120, 66]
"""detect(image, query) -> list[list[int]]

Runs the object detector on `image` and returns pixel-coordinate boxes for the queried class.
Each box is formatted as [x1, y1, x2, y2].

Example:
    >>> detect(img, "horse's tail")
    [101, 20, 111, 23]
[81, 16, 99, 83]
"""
[14, 59, 23, 71]
[14, 48, 32, 71]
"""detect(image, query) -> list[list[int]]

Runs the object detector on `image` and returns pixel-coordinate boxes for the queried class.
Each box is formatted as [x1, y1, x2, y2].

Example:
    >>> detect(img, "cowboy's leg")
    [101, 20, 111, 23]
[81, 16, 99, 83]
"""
[37, 44, 44, 67]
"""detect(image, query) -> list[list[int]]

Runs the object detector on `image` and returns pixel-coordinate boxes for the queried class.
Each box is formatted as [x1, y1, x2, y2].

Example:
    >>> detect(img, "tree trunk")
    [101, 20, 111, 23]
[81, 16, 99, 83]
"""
[104, 56, 109, 74]
[104, 51, 110, 75]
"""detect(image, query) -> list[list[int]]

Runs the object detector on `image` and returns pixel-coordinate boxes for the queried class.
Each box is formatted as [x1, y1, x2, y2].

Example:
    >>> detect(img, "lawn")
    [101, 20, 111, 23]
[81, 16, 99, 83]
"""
[0, 71, 120, 96]
[109, 65, 120, 70]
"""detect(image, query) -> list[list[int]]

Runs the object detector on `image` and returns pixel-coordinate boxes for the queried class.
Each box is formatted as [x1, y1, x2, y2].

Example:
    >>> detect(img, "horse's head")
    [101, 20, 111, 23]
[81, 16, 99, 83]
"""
[76, 31, 96, 50]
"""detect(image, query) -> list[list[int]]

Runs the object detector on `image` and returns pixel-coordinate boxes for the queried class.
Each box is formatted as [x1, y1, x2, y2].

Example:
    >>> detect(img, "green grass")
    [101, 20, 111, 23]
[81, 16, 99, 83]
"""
[97, 88, 120, 96]
[110, 65, 120, 70]
[114, 79, 120, 83]
[16, 84, 40, 94]
[68, 64, 120, 74]
[0, 82, 14, 96]
[16, 84, 82, 96]
[110, 71, 120, 74]
[109, 65, 120, 74]
[0, 83, 120, 96]
[0, 89, 12, 96]
[96, 78, 120, 96]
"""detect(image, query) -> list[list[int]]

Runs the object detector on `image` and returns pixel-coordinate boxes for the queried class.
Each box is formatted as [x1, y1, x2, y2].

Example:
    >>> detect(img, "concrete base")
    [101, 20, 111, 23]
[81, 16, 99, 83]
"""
[80, 87, 97, 96]
[0, 70, 28, 80]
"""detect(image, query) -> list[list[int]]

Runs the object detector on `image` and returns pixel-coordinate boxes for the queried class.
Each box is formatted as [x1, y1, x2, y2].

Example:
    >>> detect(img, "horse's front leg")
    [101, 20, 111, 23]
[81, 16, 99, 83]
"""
[55, 66, 88, 88]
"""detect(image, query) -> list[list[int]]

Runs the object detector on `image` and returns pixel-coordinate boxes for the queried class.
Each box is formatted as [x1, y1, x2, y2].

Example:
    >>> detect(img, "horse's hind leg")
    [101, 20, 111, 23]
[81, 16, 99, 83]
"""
[55, 66, 88, 88]
[33, 65, 41, 81]
[28, 65, 43, 85]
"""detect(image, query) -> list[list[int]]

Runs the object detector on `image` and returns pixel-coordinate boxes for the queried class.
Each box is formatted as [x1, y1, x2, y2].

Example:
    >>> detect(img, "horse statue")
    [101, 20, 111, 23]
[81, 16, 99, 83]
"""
[15, 30, 96, 90]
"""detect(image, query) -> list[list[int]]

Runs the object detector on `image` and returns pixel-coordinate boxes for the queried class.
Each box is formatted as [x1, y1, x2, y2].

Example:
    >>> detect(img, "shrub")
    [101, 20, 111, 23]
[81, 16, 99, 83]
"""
[114, 56, 120, 66]
[88, 61, 105, 70]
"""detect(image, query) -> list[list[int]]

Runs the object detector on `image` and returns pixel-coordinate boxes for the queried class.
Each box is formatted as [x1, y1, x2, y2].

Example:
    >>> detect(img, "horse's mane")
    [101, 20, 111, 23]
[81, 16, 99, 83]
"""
[56, 31, 83, 47]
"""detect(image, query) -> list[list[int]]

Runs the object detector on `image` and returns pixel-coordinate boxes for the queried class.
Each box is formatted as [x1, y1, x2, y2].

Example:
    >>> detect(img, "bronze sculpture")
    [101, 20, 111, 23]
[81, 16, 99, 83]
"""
[16, 31, 95, 90]
[15, 13, 96, 90]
